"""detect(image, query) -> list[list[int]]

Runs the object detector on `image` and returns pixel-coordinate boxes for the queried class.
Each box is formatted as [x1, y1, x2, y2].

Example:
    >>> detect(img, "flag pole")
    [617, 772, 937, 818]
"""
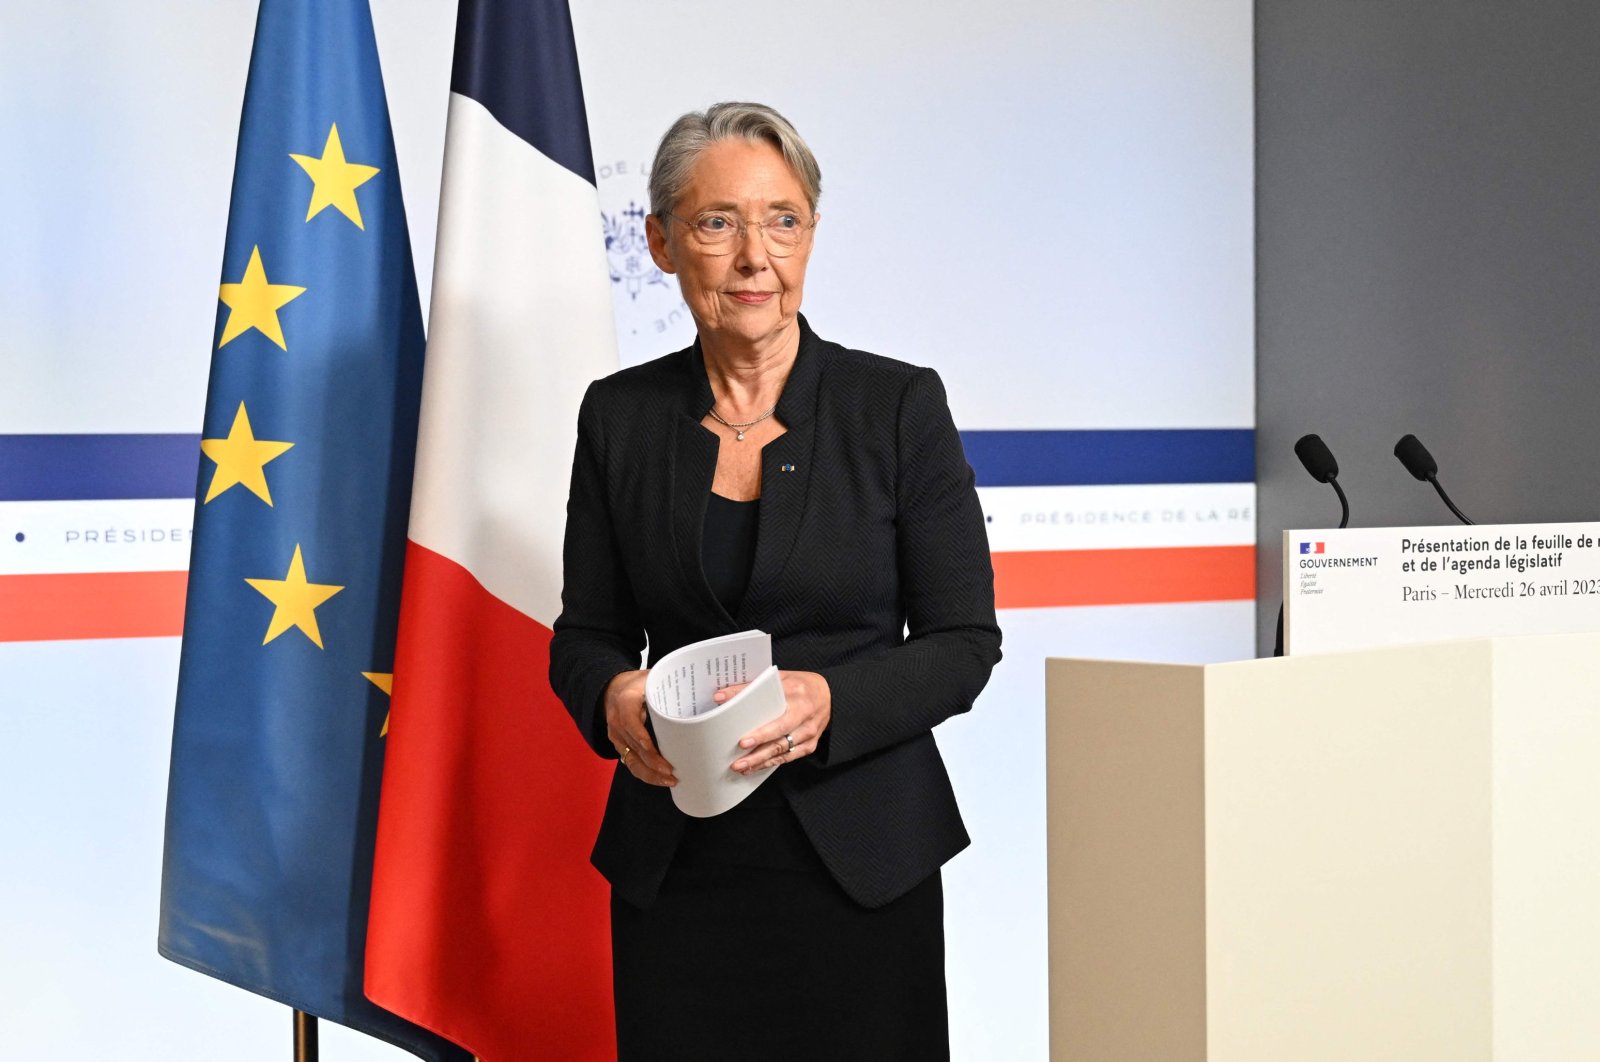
[294, 1010, 318, 1062]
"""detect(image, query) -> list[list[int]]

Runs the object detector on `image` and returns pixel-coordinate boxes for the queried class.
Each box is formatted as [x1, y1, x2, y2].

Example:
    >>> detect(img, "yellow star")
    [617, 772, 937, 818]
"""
[245, 545, 344, 648]
[361, 671, 393, 736]
[217, 246, 306, 351]
[290, 123, 381, 229]
[199, 402, 294, 505]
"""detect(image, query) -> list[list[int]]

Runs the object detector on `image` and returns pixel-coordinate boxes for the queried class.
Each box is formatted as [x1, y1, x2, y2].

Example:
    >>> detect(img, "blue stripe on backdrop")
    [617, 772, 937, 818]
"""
[449, 0, 596, 182]
[961, 429, 1255, 487]
[1, 429, 1257, 501]
[0, 434, 198, 501]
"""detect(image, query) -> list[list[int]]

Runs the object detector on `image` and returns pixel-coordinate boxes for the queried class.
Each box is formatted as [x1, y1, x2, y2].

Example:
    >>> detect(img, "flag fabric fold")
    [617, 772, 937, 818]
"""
[365, 1, 620, 1058]
[157, 1, 466, 1057]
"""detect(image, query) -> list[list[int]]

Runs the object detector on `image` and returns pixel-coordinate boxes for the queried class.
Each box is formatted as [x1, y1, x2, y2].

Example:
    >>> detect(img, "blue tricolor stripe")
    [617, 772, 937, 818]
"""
[960, 429, 1255, 487]
[0, 434, 198, 501]
[2, 428, 1258, 501]
[449, 0, 596, 183]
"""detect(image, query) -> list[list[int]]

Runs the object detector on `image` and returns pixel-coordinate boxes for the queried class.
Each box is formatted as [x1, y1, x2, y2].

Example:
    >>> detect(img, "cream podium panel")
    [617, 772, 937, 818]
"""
[1046, 633, 1600, 1061]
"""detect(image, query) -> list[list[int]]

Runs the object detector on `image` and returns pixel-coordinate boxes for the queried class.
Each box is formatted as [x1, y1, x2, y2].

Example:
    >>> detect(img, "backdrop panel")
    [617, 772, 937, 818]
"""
[0, 1, 1252, 1056]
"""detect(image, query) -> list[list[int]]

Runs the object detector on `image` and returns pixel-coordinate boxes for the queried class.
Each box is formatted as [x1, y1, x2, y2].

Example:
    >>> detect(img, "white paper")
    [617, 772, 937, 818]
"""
[646, 630, 789, 817]
[646, 629, 767, 719]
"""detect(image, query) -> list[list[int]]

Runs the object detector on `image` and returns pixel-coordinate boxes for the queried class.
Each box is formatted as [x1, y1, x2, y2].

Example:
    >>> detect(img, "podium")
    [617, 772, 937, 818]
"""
[1046, 633, 1600, 1060]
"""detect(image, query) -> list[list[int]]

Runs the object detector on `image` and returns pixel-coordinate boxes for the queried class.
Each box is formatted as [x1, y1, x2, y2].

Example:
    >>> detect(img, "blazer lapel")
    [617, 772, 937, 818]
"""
[739, 423, 816, 621]
[669, 347, 737, 629]
[739, 318, 824, 621]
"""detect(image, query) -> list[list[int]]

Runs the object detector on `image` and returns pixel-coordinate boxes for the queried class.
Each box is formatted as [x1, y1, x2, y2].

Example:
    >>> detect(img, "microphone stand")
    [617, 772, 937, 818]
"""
[1394, 434, 1475, 525]
[1329, 477, 1351, 532]
[1426, 475, 1473, 525]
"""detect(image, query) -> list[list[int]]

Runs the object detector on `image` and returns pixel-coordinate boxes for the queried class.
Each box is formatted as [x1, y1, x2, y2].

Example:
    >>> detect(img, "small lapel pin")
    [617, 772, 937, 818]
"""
[780, 463, 796, 473]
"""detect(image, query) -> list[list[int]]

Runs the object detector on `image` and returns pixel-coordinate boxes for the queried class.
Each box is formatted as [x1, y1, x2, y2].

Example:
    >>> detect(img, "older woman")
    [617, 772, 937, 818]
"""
[549, 102, 1000, 1060]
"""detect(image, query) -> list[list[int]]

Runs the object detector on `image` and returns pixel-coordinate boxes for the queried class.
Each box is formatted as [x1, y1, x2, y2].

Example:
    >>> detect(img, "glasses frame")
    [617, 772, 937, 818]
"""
[661, 209, 816, 257]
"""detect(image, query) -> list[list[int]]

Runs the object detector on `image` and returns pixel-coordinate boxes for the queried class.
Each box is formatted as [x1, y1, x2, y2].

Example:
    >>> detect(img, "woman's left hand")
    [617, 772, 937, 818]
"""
[722, 670, 831, 774]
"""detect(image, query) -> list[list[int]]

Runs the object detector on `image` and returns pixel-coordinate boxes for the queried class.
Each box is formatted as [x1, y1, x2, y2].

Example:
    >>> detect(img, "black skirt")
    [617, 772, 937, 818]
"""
[610, 785, 949, 1062]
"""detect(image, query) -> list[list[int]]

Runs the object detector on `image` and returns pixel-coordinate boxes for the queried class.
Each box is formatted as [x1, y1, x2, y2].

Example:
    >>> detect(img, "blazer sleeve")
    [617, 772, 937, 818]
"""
[548, 383, 646, 759]
[812, 367, 1002, 767]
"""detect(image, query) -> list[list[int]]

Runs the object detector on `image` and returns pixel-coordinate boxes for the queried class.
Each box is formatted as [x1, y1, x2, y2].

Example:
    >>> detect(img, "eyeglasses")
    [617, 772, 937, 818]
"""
[662, 210, 815, 257]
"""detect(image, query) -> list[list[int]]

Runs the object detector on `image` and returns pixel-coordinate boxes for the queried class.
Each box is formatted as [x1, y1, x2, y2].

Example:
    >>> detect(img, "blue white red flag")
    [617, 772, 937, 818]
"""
[365, 1, 620, 1057]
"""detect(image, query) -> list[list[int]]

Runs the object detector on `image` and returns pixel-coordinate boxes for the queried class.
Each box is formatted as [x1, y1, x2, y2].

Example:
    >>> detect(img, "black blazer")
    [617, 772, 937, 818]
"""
[549, 317, 1001, 909]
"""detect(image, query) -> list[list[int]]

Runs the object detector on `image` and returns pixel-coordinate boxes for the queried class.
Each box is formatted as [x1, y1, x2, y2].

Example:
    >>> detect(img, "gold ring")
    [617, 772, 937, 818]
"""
[621, 746, 632, 763]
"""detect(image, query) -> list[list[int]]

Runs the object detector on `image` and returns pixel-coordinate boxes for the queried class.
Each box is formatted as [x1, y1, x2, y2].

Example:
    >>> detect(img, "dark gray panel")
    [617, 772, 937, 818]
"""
[1256, 1, 1600, 653]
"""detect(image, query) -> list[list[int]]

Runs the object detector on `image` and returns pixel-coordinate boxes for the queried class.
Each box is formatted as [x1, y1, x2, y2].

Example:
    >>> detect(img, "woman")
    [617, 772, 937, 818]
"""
[549, 102, 1000, 1061]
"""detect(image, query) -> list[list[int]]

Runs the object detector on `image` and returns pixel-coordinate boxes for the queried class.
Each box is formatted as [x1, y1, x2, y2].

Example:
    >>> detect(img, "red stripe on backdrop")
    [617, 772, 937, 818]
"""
[993, 545, 1256, 609]
[0, 549, 1255, 643]
[0, 571, 187, 641]
[366, 541, 615, 1060]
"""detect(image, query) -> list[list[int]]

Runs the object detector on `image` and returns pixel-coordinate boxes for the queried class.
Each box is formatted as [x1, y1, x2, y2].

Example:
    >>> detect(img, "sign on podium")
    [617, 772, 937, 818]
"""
[1283, 521, 1600, 654]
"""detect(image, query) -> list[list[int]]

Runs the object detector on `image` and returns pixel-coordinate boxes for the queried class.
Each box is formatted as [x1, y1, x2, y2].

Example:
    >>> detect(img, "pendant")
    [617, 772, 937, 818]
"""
[736, 430, 746, 441]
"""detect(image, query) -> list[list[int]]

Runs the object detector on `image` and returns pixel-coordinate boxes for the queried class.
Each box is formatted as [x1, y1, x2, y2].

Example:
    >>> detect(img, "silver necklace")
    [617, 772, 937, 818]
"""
[707, 404, 776, 441]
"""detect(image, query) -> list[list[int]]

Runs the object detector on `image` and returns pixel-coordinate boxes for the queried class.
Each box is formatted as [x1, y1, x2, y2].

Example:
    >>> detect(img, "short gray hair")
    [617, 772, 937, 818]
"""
[648, 102, 822, 218]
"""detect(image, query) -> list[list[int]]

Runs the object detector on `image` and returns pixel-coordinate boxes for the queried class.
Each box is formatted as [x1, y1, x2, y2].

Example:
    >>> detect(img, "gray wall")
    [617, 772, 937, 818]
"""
[1256, 1, 1600, 653]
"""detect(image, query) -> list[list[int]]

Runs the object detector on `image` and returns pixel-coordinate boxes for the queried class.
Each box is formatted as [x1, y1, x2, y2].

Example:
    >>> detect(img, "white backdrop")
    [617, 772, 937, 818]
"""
[0, 1, 1252, 1057]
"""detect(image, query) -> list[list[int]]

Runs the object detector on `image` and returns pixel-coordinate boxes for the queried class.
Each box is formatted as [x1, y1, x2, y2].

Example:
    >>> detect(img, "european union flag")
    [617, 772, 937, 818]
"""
[158, 2, 466, 1057]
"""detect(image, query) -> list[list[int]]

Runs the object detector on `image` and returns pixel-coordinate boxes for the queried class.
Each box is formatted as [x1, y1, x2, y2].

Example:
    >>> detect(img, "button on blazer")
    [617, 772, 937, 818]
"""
[549, 317, 1002, 909]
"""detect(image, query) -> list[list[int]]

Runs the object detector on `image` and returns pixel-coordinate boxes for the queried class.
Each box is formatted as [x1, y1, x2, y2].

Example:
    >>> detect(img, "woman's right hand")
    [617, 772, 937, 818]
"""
[603, 670, 677, 786]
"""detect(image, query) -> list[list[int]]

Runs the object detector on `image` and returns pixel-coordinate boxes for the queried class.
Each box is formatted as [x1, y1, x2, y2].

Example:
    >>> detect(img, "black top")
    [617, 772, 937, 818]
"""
[550, 315, 1002, 909]
[701, 493, 760, 615]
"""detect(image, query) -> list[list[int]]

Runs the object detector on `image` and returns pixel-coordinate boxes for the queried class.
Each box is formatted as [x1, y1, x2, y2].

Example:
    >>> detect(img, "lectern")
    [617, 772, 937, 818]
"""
[1046, 633, 1600, 1060]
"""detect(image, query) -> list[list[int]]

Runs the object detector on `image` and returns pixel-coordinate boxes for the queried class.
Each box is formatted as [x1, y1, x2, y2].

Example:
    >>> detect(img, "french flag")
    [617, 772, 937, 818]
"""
[365, 1, 618, 1058]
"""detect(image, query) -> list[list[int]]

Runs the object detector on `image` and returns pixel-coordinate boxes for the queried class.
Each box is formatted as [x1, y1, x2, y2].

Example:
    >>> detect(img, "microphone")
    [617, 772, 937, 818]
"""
[1277, 433, 1352, 656]
[1293, 434, 1350, 529]
[1394, 434, 1474, 525]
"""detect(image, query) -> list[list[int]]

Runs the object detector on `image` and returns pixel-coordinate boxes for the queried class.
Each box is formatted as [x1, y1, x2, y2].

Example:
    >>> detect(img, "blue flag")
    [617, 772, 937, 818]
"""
[158, 3, 466, 1057]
